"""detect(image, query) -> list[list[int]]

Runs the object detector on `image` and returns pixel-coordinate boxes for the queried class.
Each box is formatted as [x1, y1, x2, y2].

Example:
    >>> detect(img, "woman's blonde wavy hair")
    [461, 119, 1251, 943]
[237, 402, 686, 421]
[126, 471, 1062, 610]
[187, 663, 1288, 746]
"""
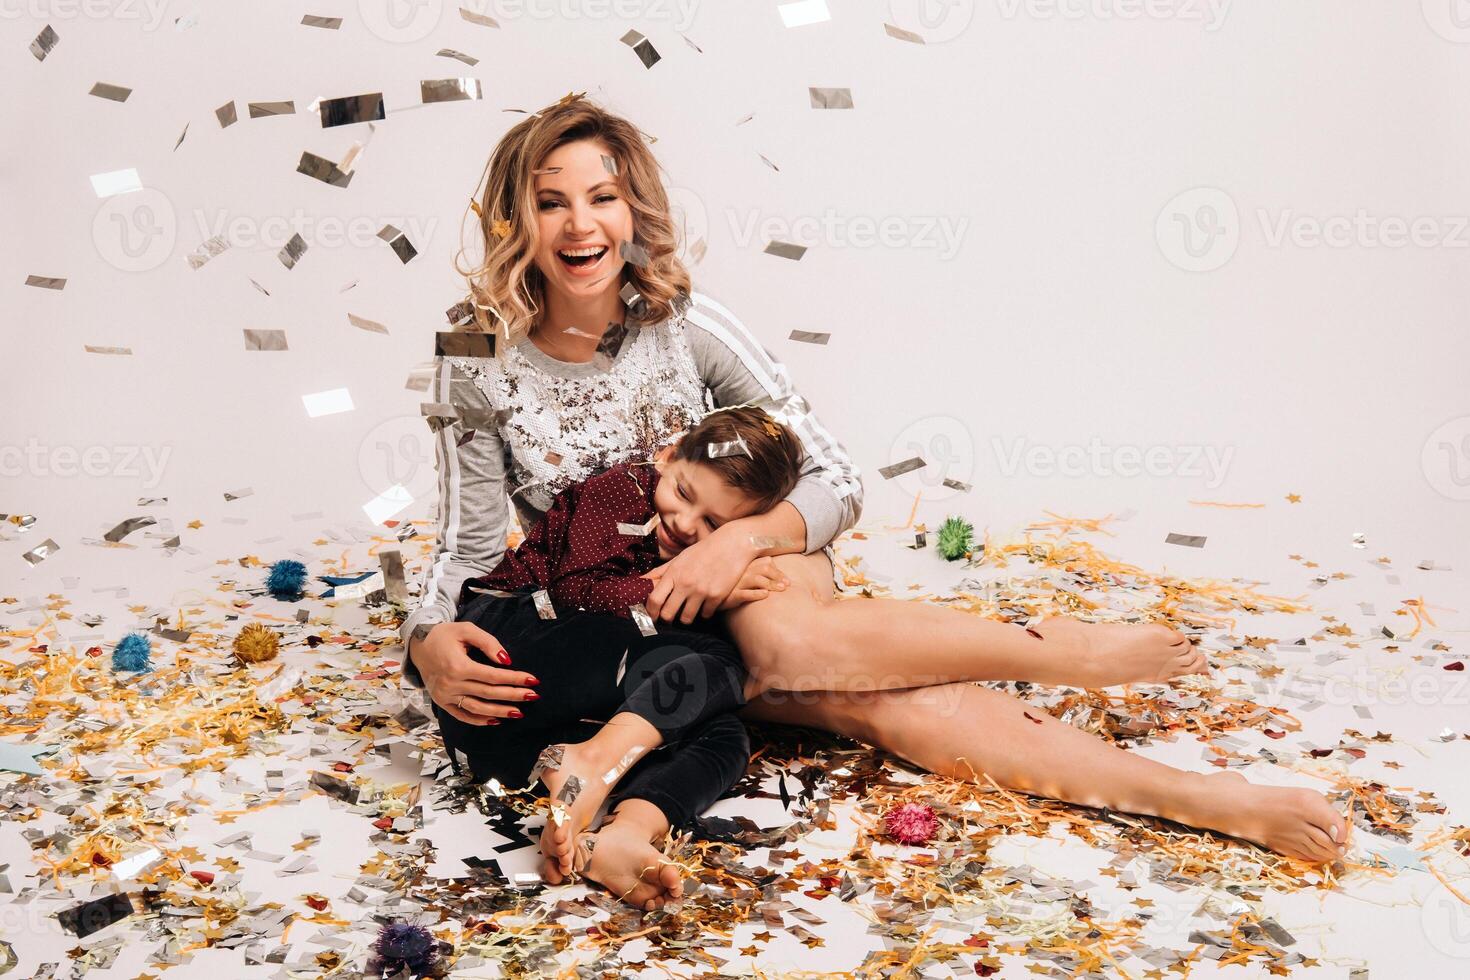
[453, 95, 691, 346]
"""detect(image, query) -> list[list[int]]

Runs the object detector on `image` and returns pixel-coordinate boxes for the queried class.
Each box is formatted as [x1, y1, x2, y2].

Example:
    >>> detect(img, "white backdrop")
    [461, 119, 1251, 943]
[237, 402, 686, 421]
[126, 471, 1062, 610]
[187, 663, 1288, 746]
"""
[5, 0, 1469, 578]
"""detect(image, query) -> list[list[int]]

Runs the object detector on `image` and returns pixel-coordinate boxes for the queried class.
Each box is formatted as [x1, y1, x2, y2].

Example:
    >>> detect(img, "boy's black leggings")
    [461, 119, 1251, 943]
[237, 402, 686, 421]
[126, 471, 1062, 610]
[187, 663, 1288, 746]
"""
[432, 589, 751, 828]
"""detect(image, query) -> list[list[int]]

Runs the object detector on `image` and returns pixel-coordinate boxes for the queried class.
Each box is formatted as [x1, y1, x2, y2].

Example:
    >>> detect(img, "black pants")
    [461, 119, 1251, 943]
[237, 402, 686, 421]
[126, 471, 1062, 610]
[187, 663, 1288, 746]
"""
[433, 590, 751, 828]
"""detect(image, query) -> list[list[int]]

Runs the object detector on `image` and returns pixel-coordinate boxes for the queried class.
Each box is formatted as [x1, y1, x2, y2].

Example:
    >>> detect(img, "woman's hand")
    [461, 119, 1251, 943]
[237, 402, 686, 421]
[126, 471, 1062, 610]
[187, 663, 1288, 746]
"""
[411, 621, 540, 727]
[718, 556, 789, 611]
[645, 527, 787, 624]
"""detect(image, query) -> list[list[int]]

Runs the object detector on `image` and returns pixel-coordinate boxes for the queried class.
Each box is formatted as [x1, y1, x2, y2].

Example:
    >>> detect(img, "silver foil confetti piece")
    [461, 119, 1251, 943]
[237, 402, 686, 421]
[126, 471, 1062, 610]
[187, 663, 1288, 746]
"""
[24, 275, 66, 290]
[437, 48, 479, 66]
[631, 603, 657, 637]
[277, 233, 308, 270]
[379, 548, 408, 604]
[1352, 532, 1367, 549]
[884, 22, 925, 43]
[764, 240, 807, 260]
[809, 86, 854, 109]
[619, 239, 651, 267]
[243, 329, 288, 351]
[223, 487, 254, 502]
[556, 775, 584, 805]
[533, 589, 557, 620]
[1165, 532, 1207, 548]
[601, 154, 618, 175]
[248, 100, 295, 118]
[680, 32, 703, 52]
[89, 83, 132, 103]
[112, 846, 164, 880]
[377, 224, 418, 263]
[215, 101, 238, 127]
[758, 152, 781, 171]
[615, 647, 628, 685]
[30, 24, 59, 61]
[22, 539, 60, 565]
[528, 743, 564, 785]
[104, 516, 156, 543]
[347, 313, 389, 334]
[301, 14, 343, 29]
[878, 456, 925, 479]
[619, 280, 644, 311]
[296, 151, 353, 187]
[708, 437, 751, 459]
[942, 477, 973, 492]
[186, 235, 230, 270]
[421, 78, 482, 103]
[620, 29, 661, 68]
[461, 7, 500, 27]
[83, 345, 132, 355]
[602, 746, 645, 784]
[618, 515, 660, 537]
[435, 331, 495, 358]
[174, 122, 189, 151]
[788, 330, 830, 345]
[318, 92, 384, 127]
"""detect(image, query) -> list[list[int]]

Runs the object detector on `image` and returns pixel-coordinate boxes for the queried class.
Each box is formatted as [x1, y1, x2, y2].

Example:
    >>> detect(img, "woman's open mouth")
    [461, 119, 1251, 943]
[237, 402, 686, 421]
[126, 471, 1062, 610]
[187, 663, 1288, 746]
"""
[556, 245, 609, 275]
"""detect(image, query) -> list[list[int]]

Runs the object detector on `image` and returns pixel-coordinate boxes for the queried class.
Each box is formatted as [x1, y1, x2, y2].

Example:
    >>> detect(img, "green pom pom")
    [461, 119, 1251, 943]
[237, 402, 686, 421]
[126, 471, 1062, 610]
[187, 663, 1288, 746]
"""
[936, 516, 975, 562]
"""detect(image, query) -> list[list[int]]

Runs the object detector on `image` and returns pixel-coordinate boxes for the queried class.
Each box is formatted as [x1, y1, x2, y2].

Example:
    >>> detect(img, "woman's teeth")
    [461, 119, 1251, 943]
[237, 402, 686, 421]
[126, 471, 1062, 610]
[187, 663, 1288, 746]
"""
[557, 246, 607, 267]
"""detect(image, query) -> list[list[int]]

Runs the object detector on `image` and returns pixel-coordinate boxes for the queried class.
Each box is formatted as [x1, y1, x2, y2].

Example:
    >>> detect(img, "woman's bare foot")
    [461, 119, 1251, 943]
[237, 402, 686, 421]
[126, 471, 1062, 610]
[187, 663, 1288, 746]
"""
[1030, 616, 1207, 687]
[1178, 771, 1349, 863]
[577, 813, 684, 911]
[533, 742, 619, 881]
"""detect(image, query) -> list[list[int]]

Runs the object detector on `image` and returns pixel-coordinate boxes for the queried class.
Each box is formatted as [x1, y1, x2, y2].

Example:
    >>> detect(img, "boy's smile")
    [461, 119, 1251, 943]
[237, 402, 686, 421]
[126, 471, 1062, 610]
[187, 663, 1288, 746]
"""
[651, 446, 761, 559]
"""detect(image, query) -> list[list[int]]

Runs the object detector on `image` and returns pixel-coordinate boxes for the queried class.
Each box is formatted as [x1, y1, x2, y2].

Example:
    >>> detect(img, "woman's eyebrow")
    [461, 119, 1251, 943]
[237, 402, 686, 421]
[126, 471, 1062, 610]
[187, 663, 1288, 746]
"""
[535, 181, 616, 197]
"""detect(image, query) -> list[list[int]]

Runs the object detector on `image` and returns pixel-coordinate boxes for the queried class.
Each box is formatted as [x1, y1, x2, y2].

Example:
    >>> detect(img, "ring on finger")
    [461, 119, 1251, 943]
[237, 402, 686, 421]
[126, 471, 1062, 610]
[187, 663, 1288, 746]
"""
[456, 695, 466, 710]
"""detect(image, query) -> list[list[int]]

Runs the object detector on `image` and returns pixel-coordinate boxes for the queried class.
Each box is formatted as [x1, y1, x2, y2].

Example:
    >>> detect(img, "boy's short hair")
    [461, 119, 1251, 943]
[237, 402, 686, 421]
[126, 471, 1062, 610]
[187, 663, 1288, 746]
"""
[674, 406, 805, 513]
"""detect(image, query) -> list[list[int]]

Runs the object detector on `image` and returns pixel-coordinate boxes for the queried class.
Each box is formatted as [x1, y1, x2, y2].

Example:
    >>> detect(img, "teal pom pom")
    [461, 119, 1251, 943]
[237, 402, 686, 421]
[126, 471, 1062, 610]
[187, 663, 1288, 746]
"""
[936, 516, 975, 562]
[112, 632, 152, 672]
[266, 559, 308, 599]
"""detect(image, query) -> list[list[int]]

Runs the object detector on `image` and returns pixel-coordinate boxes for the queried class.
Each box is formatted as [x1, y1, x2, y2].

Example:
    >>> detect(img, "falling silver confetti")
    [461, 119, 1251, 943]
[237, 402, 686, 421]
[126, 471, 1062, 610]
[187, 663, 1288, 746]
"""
[809, 86, 854, 109]
[377, 224, 418, 263]
[104, 516, 156, 543]
[619, 239, 651, 267]
[22, 539, 60, 566]
[533, 589, 557, 620]
[277, 233, 308, 270]
[878, 456, 925, 479]
[708, 437, 751, 459]
[296, 151, 354, 188]
[421, 78, 482, 104]
[318, 92, 384, 128]
[243, 329, 288, 351]
[435, 332, 494, 357]
[24, 275, 66, 290]
[460, 7, 499, 28]
[437, 48, 479, 66]
[942, 477, 972, 493]
[1165, 532, 1208, 548]
[884, 23, 926, 43]
[618, 515, 660, 537]
[186, 235, 230, 270]
[30, 25, 59, 62]
[248, 101, 295, 118]
[788, 330, 830, 345]
[347, 313, 389, 335]
[89, 83, 132, 102]
[601, 154, 618, 175]
[84, 346, 133, 355]
[301, 14, 342, 29]
[631, 603, 657, 637]
[215, 101, 238, 127]
[764, 240, 806, 260]
[620, 29, 661, 68]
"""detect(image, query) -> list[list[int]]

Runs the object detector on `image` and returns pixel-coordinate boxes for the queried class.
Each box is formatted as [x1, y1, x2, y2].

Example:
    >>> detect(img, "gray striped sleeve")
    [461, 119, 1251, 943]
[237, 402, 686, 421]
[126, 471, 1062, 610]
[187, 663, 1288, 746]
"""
[682, 293, 864, 552]
[398, 358, 510, 687]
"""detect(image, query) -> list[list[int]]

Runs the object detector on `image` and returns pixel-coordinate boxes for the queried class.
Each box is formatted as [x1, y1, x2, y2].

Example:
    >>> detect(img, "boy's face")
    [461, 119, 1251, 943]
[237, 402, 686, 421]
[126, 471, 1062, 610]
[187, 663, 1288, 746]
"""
[651, 447, 762, 559]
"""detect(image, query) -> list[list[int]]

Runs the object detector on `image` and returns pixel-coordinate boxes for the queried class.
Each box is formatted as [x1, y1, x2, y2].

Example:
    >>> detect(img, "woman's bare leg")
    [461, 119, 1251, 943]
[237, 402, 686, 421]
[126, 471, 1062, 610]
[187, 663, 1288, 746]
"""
[742, 684, 1348, 863]
[725, 553, 1205, 695]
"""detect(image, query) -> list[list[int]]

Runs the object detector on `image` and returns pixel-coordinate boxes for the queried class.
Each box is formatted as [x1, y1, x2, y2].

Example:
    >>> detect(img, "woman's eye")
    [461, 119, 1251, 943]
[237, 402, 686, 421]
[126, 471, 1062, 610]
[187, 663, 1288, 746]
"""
[594, 194, 616, 203]
[537, 200, 561, 211]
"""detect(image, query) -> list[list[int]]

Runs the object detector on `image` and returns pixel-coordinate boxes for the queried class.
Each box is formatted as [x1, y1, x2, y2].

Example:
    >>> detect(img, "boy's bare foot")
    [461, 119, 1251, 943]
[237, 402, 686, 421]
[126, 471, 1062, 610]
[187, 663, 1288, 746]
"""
[1031, 617, 1207, 687]
[1181, 771, 1349, 863]
[577, 814, 684, 911]
[532, 742, 620, 880]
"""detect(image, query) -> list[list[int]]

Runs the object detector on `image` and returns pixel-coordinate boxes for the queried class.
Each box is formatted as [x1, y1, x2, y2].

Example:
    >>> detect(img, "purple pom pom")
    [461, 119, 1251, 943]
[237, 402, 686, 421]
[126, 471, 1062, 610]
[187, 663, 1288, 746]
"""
[368, 921, 439, 978]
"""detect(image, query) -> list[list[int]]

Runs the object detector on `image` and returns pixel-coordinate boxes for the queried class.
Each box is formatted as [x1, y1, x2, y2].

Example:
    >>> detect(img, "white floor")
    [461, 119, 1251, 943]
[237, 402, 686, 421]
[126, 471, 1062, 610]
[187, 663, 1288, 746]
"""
[2, 488, 1468, 978]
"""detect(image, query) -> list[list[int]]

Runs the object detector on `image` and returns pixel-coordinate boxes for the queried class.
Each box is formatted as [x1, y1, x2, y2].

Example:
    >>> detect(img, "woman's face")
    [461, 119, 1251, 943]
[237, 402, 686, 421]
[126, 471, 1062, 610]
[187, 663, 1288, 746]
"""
[531, 139, 635, 304]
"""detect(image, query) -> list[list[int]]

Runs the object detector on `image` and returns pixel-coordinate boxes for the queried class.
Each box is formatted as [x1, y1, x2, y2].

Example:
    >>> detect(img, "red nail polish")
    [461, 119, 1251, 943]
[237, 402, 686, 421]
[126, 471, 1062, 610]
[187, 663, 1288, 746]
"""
[526, 676, 540, 686]
[525, 692, 540, 701]
[496, 651, 512, 665]
[486, 719, 500, 726]
[508, 709, 523, 719]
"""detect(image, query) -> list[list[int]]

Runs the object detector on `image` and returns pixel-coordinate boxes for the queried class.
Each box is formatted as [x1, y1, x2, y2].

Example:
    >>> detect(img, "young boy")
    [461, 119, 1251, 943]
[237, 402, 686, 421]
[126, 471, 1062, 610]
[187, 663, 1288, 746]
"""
[433, 406, 803, 907]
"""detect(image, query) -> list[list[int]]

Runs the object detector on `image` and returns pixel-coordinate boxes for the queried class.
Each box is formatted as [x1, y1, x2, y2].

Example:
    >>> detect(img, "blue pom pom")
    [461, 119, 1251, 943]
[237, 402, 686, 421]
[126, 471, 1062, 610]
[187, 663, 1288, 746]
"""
[112, 632, 152, 672]
[369, 921, 438, 978]
[266, 559, 308, 599]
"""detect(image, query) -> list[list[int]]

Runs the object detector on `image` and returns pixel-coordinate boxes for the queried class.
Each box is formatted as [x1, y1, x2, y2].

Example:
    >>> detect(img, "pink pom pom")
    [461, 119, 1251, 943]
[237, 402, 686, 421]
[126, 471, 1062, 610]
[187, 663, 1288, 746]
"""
[883, 802, 939, 845]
